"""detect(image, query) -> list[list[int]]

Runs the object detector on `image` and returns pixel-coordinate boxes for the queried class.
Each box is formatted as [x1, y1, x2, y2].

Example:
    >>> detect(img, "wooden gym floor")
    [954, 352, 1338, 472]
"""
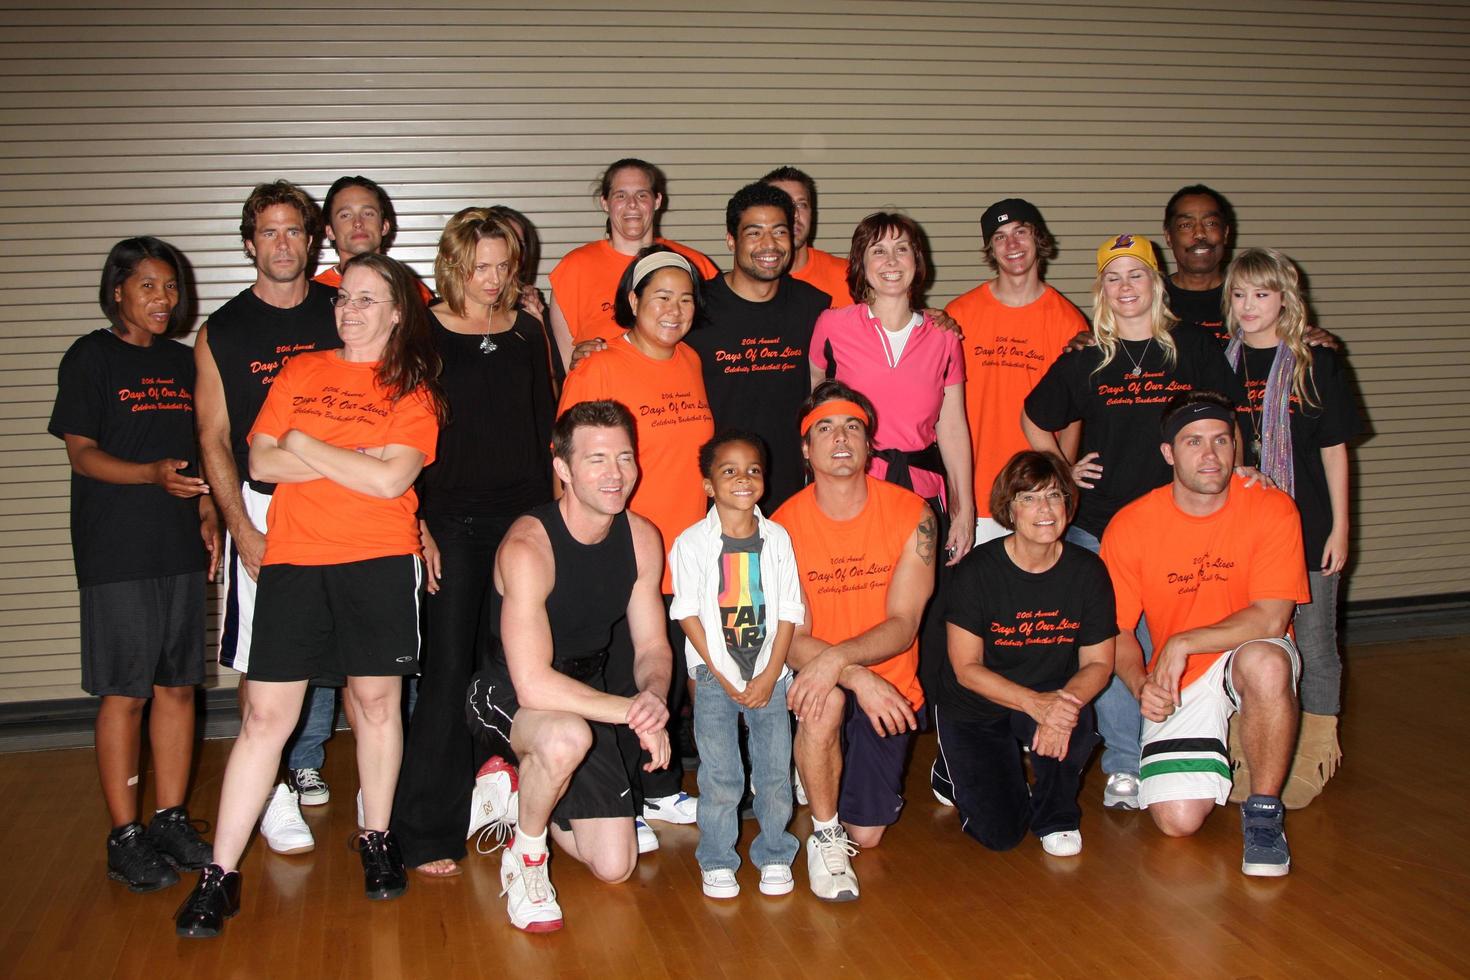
[0, 636, 1466, 979]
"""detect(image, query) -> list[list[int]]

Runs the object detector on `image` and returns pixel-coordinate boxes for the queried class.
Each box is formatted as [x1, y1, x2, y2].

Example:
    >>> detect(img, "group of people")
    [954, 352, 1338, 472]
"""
[48, 159, 1359, 939]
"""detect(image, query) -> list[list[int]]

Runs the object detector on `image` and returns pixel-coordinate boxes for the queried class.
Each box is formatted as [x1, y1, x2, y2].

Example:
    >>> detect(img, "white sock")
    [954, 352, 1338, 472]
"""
[515, 828, 548, 857]
[812, 814, 840, 833]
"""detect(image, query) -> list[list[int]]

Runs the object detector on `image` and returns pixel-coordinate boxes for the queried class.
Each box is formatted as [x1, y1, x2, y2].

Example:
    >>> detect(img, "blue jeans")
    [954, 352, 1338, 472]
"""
[693, 666, 799, 872]
[1065, 524, 1152, 777]
[285, 684, 336, 770]
[1293, 569, 1342, 715]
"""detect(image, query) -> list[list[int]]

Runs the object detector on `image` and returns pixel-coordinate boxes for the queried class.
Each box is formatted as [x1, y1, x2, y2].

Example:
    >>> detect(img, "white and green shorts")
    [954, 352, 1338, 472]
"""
[1139, 636, 1300, 808]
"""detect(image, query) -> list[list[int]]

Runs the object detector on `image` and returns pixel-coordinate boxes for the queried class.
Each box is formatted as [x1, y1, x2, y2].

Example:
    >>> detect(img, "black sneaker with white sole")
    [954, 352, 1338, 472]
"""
[288, 767, 330, 806]
[145, 806, 213, 871]
[107, 822, 179, 893]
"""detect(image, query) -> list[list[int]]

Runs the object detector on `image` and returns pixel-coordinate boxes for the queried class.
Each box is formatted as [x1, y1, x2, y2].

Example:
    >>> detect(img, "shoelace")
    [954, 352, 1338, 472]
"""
[293, 770, 327, 794]
[175, 868, 225, 917]
[353, 832, 396, 875]
[815, 829, 859, 873]
[501, 854, 556, 904]
[474, 814, 515, 855]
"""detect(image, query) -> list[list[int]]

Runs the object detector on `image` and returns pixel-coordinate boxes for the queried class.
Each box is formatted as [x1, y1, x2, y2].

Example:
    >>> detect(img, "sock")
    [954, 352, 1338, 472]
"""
[515, 828, 549, 857]
[812, 814, 840, 833]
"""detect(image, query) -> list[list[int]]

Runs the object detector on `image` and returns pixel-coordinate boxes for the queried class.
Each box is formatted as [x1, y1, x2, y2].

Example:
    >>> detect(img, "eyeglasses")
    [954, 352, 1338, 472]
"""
[1014, 490, 1067, 509]
[332, 295, 395, 310]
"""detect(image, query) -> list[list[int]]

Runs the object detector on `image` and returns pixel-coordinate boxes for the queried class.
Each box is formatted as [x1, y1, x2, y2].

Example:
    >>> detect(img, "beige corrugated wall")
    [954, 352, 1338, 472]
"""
[2, 1, 1468, 703]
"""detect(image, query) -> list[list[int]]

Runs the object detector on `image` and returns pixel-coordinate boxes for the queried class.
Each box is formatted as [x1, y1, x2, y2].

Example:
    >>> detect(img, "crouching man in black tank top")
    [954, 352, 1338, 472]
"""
[466, 399, 672, 933]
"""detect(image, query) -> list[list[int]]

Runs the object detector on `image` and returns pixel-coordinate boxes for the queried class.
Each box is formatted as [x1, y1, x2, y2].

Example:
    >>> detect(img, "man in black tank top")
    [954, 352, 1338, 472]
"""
[467, 400, 673, 934]
[194, 181, 341, 855]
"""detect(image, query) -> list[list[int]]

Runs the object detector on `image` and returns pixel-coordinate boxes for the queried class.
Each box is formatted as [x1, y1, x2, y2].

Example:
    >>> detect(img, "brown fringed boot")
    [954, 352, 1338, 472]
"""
[1282, 712, 1342, 810]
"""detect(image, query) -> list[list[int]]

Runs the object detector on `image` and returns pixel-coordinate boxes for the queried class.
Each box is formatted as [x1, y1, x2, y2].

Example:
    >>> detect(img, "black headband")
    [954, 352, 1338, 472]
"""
[1161, 401, 1235, 444]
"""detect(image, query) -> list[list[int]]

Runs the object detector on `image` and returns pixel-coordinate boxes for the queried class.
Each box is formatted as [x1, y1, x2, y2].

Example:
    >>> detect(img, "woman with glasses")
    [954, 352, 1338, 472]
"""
[390, 208, 556, 878]
[929, 451, 1115, 857]
[175, 253, 444, 937]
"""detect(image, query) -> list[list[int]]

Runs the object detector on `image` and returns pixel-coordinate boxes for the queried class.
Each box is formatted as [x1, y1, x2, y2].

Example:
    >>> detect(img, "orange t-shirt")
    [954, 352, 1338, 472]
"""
[557, 337, 713, 592]
[314, 265, 434, 305]
[248, 351, 439, 567]
[791, 246, 853, 308]
[549, 238, 719, 346]
[773, 477, 927, 710]
[1100, 476, 1309, 690]
[945, 283, 1086, 516]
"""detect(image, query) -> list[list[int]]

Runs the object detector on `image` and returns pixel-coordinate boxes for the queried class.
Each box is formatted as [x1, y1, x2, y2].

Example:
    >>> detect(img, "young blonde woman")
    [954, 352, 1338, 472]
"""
[1023, 234, 1243, 811]
[1222, 247, 1359, 809]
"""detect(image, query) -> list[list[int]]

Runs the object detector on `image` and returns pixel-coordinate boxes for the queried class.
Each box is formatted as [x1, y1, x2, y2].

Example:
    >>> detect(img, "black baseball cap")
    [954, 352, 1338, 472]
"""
[981, 198, 1045, 241]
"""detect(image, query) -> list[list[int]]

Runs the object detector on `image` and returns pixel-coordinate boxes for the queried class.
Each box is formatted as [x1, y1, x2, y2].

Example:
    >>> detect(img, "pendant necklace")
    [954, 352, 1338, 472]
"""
[1242, 353, 1263, 459]
[479, 325, 498, 354]
[1119, 337, 1151, 378]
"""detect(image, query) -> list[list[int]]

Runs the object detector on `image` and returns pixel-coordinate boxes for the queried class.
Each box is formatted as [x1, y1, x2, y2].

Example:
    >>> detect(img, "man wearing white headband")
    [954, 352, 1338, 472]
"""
[1100, 389, 1309, 877]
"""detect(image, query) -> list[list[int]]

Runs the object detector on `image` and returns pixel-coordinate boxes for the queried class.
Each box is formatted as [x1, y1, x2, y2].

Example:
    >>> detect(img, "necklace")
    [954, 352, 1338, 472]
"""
[1119, 337, 1151, 377]
[479, 328, 498, 353]
[1241, 349, 1264, 459]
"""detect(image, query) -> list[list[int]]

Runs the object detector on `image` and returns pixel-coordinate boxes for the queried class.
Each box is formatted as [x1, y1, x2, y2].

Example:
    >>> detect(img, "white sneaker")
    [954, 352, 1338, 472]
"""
[1104, 772, 1141, 810]
[634, 816, 660, 854]
[260, 783, 314, 854]
[468, 756, 520, 853]
[794, 768, 808, 806]
[500, 847, 563, 933]
[758, 864, 794, 896]
[806, 826, 858, 902]
[642, 792, 697, 825]
[701, 868, 739, 899]
[1041, 829, 1083, 857]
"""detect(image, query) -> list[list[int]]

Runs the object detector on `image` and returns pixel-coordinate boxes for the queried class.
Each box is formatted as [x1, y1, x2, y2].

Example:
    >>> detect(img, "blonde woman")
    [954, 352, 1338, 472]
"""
[1222, 247, 1358, 809]
[395, 209, 556, 877]
[1022, 234, 1242, 811]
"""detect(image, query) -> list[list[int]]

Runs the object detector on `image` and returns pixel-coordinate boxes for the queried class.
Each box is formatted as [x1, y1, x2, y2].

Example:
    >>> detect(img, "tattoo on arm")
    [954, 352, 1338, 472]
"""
[916, 512, 937, 566]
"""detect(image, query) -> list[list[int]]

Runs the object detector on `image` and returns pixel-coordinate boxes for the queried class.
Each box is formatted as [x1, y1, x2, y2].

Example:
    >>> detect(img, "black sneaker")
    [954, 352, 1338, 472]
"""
[287, 767, 330, 806]
[175, 864, 241, 938]
[107, 822, 179, 893]
[146, 806, 213, 871]
[355, 830, 407, 901]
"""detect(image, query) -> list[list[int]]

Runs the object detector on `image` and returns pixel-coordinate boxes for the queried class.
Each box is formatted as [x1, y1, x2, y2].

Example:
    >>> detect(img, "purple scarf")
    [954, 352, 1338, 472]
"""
[1225, 338, 1295, 497]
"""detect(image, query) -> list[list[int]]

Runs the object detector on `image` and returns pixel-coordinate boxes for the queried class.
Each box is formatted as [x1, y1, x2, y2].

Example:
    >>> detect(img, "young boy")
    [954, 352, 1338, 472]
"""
[670, 431, 804, 899]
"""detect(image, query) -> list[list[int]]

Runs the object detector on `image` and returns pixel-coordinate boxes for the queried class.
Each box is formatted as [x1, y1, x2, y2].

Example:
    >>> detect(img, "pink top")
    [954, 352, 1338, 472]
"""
[810, 303, 965, 503]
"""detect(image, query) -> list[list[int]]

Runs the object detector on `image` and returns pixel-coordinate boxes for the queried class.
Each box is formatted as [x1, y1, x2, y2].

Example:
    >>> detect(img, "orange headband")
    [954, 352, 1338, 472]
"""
[800, 399, 870, 436]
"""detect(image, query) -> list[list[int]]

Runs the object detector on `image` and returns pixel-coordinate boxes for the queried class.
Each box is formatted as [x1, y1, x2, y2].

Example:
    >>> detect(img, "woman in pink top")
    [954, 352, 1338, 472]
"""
[809, 212, 974, 566]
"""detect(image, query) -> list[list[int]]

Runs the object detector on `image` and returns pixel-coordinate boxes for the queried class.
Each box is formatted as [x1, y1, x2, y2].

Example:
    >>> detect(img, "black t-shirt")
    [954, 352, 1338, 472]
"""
[1234, 344, 1360, 564]
[1164, 279, 1228, 346]
[48, 330, 208, 586]
[1024, 323, 1244, 539]
[204, 282, 340, 491]
[685, 274, 830, 509]
[940, 538, 1117, 721]
[420, 308, 554, 517]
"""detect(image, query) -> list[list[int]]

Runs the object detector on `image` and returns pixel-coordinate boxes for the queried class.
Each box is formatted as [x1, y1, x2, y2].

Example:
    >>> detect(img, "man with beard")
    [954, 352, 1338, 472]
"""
[313, 175, 432, 303]
[684, 182, 831, 508]
[1100, 390, 1308, 877]
[761, 167, 853, 307]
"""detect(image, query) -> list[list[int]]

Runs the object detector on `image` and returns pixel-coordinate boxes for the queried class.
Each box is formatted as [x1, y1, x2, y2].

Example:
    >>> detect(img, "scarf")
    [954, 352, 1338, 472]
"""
[1225, 337, 1295, 497]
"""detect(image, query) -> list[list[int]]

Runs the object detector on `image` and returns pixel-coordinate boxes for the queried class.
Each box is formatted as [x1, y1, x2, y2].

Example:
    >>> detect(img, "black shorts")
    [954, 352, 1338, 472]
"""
[465, 661, 635, 831]
[80, 572, 205, 697]
[838, 692, 925, 828]
[249, 555, 424, 684]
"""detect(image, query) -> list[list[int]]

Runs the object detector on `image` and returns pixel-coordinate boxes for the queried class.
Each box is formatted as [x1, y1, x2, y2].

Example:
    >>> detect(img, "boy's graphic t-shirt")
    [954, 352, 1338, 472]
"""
[718, 531, 767, 681]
